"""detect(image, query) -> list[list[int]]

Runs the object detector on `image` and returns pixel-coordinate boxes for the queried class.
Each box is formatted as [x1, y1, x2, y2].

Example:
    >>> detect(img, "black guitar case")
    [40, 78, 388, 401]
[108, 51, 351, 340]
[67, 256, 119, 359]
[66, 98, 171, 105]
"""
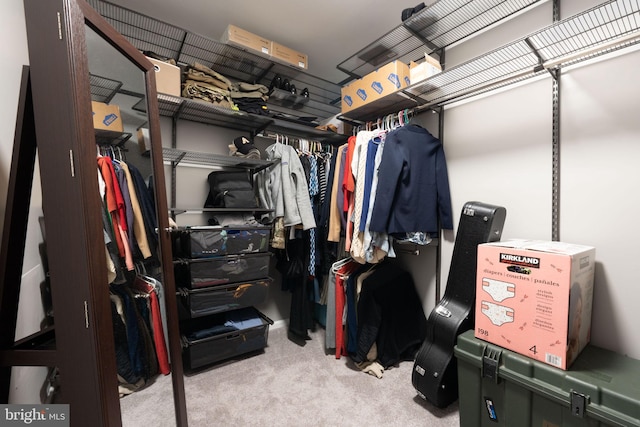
[412, 201, 506, 408]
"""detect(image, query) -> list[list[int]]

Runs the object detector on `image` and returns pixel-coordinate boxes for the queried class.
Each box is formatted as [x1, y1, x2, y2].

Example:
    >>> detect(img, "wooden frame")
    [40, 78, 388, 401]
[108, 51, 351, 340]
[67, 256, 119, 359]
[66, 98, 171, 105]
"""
[0, 1, 187, 425]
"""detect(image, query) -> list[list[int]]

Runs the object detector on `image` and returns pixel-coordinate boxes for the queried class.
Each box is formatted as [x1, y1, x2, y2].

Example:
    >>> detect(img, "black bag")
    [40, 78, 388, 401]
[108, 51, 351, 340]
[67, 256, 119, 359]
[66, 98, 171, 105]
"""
[204, 171, 258, 208]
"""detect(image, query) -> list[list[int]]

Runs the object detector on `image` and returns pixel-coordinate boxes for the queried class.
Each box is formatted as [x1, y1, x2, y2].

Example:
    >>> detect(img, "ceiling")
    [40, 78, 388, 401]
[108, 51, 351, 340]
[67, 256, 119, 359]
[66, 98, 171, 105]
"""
[107, 0, 435, 84]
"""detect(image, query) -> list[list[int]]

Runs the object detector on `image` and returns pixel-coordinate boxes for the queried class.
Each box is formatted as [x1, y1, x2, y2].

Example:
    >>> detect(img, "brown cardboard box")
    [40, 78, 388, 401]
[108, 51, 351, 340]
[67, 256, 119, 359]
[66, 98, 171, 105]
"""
[137, 128, 150, 156]
[270, 41, 308, 69]
[221, 24, 271, 57]
[91, 101, 123, 132]
[409, 54, 442, 84]
[146, 57, 181, 97]
[341, 60, 411, 113]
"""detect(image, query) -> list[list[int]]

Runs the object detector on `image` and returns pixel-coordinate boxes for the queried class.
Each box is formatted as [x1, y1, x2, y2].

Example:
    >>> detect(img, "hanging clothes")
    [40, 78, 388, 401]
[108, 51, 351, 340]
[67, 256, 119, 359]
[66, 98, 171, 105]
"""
[118, 162, 152, 259]
[132, 275, 171, 375]
[327, 144, 347, 242]
[333, 259, 361, 359]
[98, 156, 133, 270]
[352, 261, 427, 368]
[264, 142, 316, 230]
[369, 124, 454, 234]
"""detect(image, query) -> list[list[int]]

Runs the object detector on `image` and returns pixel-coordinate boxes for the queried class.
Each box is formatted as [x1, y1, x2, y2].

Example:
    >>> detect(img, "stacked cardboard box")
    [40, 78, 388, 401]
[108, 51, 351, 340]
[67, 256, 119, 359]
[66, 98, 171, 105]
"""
[220, 25, 308, 69]
[92, 101, 123, 132]
[341, 60, 411, 114]
[221, 24, 271, 57]
[409, 54, 441, 84]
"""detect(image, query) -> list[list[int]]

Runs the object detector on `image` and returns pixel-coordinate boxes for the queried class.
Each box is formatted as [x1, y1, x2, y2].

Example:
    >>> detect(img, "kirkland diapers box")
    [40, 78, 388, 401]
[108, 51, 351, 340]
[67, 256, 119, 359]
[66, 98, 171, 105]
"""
[341, 60, 411, 113]
[475, 239, 595, 370]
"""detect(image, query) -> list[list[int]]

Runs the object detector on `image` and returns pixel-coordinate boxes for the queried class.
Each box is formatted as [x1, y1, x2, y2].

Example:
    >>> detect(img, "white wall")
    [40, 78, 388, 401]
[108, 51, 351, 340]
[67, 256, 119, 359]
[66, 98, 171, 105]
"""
[437, 0, 640, 359]
[0, 0, 48, 403]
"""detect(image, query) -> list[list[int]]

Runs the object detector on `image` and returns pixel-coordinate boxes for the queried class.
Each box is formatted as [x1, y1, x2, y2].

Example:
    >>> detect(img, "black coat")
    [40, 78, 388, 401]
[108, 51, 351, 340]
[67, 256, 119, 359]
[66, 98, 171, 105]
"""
[353, 261, 428, 368]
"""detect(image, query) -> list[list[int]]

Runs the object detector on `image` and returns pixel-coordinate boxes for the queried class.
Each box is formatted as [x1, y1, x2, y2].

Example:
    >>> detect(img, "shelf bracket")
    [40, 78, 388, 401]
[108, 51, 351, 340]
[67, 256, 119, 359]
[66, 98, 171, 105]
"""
[401, 22, 440, 55]
[252, 119, 275, 140]
[254, 63, 275, 85]
[524, 37, 558, 82]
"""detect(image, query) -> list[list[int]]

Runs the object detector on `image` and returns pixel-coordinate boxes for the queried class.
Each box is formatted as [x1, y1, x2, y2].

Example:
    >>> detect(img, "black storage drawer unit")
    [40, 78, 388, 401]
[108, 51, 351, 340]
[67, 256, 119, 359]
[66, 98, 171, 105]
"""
[182, 307, 273, 370]
[174, 252, 271, 289]
[179, 278, 271, 318]
[172, 226, 271, 258]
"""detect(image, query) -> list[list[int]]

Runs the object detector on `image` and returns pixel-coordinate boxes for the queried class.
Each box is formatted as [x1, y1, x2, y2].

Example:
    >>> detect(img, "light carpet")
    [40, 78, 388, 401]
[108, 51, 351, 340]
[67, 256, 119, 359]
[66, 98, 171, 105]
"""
[120, 324, 460, 427]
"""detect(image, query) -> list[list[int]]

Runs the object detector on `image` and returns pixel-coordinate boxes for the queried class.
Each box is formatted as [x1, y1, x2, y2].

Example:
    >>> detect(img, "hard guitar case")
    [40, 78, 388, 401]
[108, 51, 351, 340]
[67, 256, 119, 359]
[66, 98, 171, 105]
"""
[412, 201, 506, 408]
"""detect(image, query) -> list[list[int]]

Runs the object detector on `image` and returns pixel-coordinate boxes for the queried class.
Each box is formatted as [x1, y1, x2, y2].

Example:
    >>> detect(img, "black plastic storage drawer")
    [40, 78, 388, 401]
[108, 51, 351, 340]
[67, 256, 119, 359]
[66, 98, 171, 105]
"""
[172, 226, 271, 258]
[179, 278, 271, 318]
[174, 253, 271, 289]
[182, 307, 273, 370]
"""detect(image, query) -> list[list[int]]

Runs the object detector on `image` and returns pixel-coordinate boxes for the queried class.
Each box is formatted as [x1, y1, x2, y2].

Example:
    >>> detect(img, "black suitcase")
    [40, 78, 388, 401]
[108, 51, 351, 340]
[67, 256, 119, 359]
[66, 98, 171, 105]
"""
[412, 201, 506, 408]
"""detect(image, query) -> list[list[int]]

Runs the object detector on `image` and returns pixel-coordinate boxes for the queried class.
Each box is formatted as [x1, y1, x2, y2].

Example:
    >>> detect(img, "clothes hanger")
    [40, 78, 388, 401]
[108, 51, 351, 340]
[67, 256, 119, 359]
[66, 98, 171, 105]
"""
[331, 256, 353, 271]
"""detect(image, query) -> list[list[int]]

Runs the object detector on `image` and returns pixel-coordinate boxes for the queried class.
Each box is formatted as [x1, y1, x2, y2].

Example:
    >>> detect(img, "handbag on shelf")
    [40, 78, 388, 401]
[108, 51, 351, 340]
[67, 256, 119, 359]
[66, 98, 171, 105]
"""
[204, 171, 258, 209]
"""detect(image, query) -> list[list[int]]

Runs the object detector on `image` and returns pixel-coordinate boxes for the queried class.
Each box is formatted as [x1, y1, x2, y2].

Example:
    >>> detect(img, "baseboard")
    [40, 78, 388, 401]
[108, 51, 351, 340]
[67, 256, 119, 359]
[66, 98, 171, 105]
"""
[270, 319, 288, 330]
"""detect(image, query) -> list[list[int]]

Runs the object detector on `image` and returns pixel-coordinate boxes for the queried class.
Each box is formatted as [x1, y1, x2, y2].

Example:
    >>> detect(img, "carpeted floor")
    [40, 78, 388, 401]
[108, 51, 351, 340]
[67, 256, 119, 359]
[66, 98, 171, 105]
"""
[120, 324, 460, 427]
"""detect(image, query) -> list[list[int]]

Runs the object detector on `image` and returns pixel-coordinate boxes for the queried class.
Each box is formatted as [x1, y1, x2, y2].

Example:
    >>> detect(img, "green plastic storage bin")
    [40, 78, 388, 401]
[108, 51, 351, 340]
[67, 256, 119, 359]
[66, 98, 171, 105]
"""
[454, 330, 640, 427]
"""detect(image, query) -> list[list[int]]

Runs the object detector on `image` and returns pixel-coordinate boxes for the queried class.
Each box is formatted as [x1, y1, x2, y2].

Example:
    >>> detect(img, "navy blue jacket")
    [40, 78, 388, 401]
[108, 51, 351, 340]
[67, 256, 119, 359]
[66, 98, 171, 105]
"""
[369, 124, 453, 234]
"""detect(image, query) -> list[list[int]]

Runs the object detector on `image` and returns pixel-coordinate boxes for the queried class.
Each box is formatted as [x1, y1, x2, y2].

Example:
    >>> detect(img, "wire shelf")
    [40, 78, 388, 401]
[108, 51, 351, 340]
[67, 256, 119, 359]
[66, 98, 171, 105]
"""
[529, 0, 640, 67]
[337, 0, 546, 79]
[163, 147, 275, 173]
[87, 0, 342, 120]
[341, 0, 640, 122]
[88, 0, 186, 61]
[89, 74, 123, 104]
[407, 39, 543, 106]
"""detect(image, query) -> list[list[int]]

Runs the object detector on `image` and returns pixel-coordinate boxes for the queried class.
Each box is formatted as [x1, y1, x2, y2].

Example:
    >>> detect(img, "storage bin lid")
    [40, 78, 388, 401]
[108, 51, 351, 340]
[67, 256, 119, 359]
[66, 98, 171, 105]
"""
[454, 330, 640, 426]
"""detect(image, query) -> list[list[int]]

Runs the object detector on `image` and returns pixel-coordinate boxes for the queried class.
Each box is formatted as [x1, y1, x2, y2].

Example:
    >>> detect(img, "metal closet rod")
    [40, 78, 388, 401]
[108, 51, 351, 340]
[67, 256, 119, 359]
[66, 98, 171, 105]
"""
[257, 132, 323, 145]
[256, 132, 336, 154]
[348, 108, 421, 131]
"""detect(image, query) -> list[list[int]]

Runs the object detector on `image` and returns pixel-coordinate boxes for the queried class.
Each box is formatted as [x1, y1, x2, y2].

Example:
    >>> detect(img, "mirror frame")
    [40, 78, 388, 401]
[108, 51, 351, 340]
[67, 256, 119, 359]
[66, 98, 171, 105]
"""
[23, 0, 187, 425]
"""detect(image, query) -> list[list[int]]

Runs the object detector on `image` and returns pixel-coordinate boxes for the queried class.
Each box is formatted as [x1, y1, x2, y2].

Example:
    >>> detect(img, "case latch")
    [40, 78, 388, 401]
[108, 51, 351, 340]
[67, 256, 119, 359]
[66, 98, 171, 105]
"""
[482, 347, 502, 383]
[571, 391, 590, 418]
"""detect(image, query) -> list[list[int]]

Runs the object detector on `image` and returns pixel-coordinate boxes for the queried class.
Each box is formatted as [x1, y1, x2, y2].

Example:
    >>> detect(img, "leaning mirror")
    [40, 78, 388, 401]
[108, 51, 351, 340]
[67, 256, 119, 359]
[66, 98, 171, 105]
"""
[83, 7, 188, 427]
[21, 0, 187, 425]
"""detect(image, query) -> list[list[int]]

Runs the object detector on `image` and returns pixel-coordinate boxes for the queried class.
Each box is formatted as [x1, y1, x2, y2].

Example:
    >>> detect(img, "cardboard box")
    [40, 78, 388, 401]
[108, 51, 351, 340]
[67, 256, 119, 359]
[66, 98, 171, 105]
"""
[146, 57, 181, 97]
[341, 60, 411, 113]
[137, 127, 150, 156]
[270, 41, 308, 69]
[221, 24, 271, 57]
[91, 101, 123, 132]
[475, 239, 595, 370]
[409, 53, 442, 84]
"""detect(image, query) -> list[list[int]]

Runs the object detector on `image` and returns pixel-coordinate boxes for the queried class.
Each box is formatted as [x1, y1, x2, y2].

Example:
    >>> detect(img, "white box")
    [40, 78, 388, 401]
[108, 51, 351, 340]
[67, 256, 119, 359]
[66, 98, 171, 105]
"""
[410, 54, 442, 84]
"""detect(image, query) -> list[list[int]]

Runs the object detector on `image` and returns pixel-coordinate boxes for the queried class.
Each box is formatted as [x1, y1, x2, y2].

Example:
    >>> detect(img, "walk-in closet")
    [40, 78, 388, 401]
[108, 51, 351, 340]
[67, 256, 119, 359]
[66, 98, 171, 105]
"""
[1, 0, 640, 426]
